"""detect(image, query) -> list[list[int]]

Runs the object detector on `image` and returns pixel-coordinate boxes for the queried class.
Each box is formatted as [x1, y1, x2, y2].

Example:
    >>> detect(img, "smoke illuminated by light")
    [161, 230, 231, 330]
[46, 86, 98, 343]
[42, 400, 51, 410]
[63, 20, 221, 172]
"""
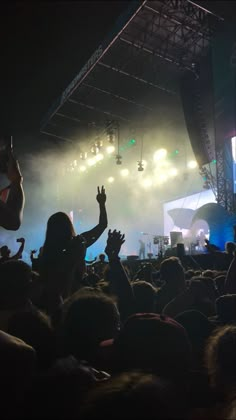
[153, 149, 167, 162]
[120, 169, 129, 177]
[108, 176, 114, 183]
[79, 165, 86, 172]
[187, 160, 198, 169]
[141, 178, 153, 189]
[169, 168, 178, 177]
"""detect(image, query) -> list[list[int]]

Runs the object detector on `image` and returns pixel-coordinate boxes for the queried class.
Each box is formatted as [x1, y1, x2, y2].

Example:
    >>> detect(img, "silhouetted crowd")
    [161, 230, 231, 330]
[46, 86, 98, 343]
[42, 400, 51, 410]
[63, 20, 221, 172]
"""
[2, 155, 236, 419]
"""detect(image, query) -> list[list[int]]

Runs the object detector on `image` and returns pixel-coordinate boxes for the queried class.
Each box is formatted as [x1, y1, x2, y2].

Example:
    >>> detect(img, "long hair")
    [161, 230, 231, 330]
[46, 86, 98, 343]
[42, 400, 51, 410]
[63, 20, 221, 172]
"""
[42, 212, 76, 261]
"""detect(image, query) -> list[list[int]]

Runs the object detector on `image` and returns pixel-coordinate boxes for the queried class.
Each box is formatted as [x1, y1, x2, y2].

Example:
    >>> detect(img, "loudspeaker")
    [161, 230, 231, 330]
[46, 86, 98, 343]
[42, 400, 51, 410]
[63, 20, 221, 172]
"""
[180, 71, 211, 167]
[170, 232, 183, 248]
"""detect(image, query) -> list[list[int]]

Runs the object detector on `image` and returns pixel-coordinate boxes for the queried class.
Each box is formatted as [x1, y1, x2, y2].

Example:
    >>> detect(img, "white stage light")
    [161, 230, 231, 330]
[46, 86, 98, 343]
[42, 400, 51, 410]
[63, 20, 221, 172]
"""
[153, 149, 167, 162]
[95, 153, 104, 162]
[108, 176, 114, 183]
[120, 169, 129, 177]
[87, 158, 96, 166]
[157, 174, 168, 183]
[79, 165, 86, 172]
[187, 160, 198, 169]
[106, 145, 115, 154]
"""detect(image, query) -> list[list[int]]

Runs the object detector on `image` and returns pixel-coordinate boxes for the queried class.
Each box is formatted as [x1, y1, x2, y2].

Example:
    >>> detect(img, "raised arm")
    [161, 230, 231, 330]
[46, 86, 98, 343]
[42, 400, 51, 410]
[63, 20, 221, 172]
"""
[11, 238, 25, 260]
[81, 186, 107, 247]
[0, 152, 24, 230]
[105, 229, 135, 322]
[225, 256, 236, 294]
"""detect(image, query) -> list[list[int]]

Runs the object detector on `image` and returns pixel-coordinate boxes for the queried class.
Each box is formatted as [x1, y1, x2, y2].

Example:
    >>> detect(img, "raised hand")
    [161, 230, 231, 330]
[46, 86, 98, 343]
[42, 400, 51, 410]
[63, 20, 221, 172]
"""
[105, 229, 125, 260]
[16, 237, 25, 243]
[7, 150, 22, 184]
[96, 186, 106, 205]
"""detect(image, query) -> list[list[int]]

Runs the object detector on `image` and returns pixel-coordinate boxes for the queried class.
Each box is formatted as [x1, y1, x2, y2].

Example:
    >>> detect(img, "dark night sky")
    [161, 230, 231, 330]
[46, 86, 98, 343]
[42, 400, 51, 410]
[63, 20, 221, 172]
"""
[0, 1, 128, 149]
[0, 1, 234, 153]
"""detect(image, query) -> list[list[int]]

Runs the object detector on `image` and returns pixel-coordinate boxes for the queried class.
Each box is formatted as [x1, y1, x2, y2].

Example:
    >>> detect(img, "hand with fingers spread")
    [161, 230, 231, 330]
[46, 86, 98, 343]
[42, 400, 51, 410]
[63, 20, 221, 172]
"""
[105, 229, 125, 260]
[96, 186, 106, 205]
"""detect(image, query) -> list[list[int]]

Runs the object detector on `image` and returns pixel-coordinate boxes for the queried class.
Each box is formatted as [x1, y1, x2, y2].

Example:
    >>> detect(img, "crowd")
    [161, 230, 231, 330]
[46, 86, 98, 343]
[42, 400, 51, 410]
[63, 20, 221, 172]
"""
[1, 152, 236, 419]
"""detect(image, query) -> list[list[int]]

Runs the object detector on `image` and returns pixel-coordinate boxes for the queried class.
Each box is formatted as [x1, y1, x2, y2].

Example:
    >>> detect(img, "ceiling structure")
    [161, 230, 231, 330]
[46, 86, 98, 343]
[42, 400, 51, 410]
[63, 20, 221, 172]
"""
[40, 0, 223, 145]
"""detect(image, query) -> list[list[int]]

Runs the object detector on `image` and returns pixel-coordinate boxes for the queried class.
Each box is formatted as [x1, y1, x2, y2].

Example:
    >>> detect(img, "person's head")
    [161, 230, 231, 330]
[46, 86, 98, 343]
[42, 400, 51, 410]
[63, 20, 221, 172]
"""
[0, 245, 10, 258]
[98, 254, 106, 262]
[112, 313, 191, 378]
[215, 295, 236, 324]
[214, 275, 226, 296]
[205, 325, 236, 392]
[189, 278, 216, 316]
[8, 309, 57, 370]
[160, 257, 185, 290]
[175, 310, 213, 369]
[132, 281, 156, 313]
[225, 241, 236, 255]
[63, 290, 120, 362]
[0, 260, 32, 309]
[81, 371, 188, 420]
[43, 212, 76, 257]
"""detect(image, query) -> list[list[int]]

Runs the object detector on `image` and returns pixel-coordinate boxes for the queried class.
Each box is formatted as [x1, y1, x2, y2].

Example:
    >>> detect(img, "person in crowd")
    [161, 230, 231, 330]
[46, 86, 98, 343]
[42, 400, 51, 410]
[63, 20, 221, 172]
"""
[132, 280, 156, 313]
[30, 246, 43, 272]
[210, 294, 236, 326]
[91, 253, 108, 278]
[163, 277, 216, 318]
[80, 372, 188, 420]
[0, 150, 24, 230]
[138, 239, 145, 260]
[0, 237, 25, 263]
[155, 257, 186, 313]
[205, 325, 236, 403]
[39, 186, 107, 314]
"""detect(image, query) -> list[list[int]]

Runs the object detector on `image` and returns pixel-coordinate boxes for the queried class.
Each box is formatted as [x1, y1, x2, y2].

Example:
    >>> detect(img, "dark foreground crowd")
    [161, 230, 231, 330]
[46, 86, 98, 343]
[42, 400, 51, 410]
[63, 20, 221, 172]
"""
[2, 153, 236, 419]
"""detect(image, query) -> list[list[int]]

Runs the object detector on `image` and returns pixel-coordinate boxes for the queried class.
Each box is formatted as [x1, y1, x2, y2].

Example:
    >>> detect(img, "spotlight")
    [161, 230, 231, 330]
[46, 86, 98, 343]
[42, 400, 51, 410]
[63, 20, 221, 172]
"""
[95, 139, 103, 149]
[108, 176, 114, 183]
[80, 152, 87, 160]
[95, 153, 104, 162]
[90, 145, 99, 155]
[187, 160, 198, 169]
[79, 165, 86, 172]
[116, 154, 122, 165]
[87, 158, 96, 166]
[137, 161, 144, 171]
[106, 145, 115, 154]
[153, 149, 167, 162]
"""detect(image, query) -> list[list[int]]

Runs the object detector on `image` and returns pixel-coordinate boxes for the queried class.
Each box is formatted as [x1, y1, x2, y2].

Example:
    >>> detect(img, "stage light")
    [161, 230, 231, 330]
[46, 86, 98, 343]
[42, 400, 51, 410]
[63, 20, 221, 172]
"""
[116, 154, 122, 165]
[95, 139, 103, 149]
[80, 152, 87, 160]
[169, 168, 178, 177]
[137, 161, 144, 171]
[87, 158, 96, 166]
[120, 169, 129, 177]
[108, 176, 114, 183]
[79, 165, 86, 172]
[212, 159, 217, 164]
[129, 139, 136, 144]
[187, 160, 198, 169]
[73, 160, 78, 167]
[106, 145, 115, 154]
[91, 145, 99, 155]
[153, 149, 167, 162]
[95, 153, 104, 162]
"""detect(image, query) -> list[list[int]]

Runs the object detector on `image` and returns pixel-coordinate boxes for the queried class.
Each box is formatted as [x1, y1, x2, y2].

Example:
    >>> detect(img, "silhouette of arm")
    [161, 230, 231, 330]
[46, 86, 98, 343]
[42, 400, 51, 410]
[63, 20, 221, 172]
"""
[105, 229, 135, 322]
[11, 238, 25, 260]
[225, 256, 236, 294]
[81, 186, 107, 247]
